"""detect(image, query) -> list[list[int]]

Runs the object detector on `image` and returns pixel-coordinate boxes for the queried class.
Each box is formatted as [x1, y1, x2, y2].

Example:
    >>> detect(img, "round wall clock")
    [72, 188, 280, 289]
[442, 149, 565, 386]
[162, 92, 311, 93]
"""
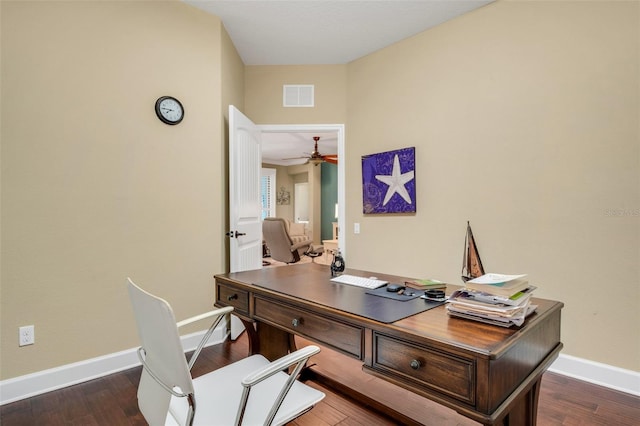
[155, 96, 184, 125]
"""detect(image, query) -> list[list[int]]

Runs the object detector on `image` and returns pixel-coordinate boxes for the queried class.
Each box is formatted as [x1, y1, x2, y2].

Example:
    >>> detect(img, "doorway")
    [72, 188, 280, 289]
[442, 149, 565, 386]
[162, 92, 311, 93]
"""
[260, 124, 346, 257]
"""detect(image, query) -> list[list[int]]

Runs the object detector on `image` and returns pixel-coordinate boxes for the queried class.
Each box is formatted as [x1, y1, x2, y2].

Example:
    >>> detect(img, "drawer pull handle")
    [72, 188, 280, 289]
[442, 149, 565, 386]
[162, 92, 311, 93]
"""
[410, 359, 421, 370]
[227, 294, 238, 301]
[291, 318, 301, 327]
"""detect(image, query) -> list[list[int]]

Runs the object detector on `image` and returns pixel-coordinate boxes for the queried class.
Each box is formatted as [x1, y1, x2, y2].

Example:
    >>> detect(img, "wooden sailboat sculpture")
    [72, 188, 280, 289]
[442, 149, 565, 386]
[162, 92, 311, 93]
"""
[462, 221, 485, 282]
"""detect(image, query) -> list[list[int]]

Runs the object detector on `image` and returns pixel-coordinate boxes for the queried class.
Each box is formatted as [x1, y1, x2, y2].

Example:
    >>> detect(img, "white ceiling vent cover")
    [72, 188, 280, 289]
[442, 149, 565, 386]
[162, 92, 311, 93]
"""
[283, 85, 314, 107]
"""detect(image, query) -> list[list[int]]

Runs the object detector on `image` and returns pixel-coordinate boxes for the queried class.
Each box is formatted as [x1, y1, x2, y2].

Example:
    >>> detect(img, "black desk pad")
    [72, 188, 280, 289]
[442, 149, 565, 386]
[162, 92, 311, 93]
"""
[357, 295, 444, 323]
[246, 265, 446, 323]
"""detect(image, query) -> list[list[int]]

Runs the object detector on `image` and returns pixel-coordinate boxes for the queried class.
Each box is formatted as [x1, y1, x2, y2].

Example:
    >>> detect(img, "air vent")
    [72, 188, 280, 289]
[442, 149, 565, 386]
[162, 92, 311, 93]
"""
[283, 85, 314, 107]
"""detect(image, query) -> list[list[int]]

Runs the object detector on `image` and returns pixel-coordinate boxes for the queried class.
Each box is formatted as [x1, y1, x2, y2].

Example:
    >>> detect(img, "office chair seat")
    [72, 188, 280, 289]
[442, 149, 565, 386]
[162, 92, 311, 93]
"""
[168, 354, 324, 425]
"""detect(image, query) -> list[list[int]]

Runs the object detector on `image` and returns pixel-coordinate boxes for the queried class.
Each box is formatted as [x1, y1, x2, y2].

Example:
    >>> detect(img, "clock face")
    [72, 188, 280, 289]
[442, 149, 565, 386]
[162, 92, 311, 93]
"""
[155, 96, 184, 125]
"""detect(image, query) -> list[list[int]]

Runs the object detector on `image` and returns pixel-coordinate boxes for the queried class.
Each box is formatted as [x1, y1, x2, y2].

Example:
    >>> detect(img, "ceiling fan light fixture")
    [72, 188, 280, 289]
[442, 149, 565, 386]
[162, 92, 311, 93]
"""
[280, 135, 336, 166]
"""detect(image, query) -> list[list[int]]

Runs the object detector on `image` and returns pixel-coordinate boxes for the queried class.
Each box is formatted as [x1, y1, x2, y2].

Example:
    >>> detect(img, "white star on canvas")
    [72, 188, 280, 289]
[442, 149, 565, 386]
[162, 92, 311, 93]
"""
[375, 154, 415, 205]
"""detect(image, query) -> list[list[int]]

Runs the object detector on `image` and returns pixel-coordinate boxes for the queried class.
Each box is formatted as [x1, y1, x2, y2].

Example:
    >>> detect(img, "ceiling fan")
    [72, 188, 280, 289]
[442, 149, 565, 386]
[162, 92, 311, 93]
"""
[285, 136, 338, 166]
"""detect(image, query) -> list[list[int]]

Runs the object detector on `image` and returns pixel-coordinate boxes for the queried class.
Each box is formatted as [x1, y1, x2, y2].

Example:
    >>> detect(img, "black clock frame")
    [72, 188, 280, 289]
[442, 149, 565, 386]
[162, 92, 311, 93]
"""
[155, 96, 184, 125]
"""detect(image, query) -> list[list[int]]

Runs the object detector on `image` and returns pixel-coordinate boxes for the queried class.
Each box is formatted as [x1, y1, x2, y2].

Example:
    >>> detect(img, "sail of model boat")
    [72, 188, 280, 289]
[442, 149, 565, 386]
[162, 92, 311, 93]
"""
[462, 221, 485, 282]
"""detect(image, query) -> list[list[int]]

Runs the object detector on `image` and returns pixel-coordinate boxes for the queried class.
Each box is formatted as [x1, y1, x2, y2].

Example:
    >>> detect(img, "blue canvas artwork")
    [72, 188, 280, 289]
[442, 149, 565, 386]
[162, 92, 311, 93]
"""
[361, 147, 416, 214]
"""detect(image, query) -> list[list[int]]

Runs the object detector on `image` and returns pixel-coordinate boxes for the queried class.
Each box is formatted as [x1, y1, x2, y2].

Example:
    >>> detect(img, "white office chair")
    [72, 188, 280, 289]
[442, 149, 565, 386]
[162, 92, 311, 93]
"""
[127, 278, 325, 426]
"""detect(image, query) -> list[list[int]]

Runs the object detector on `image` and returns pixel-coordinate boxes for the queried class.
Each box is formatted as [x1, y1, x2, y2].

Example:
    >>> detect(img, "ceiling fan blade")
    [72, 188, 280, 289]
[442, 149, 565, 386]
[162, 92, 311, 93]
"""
[282, 155, 309, 160]
[276, 136, 338, 164]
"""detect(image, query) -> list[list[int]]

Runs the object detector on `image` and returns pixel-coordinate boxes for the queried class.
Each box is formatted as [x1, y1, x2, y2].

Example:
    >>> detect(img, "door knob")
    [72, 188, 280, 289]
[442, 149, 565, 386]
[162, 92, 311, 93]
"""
[225, 231, 247, 238]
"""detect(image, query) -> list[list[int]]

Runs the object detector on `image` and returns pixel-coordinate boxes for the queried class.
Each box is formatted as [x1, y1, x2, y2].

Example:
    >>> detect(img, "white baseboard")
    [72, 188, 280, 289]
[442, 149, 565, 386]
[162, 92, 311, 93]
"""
[0, 322, 229, 406]
[2, 330, 638, 405]
[549, 353, 640, 396]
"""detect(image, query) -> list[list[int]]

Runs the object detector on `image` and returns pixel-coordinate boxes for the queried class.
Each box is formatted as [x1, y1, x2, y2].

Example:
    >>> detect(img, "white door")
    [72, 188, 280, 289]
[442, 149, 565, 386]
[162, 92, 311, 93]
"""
[229, 106, 262, 339]
[294, 182, 309, 223]
[228, 105, 263, 273]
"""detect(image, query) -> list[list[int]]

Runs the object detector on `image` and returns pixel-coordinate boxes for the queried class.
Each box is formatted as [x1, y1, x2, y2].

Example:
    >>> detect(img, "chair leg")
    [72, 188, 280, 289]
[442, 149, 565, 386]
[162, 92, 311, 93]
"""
[305, 245, 324, 263]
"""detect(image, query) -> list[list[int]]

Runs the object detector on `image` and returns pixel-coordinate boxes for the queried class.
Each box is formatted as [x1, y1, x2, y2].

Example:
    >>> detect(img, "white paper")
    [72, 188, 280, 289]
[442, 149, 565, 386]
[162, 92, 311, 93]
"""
[466, 273, 527, 285]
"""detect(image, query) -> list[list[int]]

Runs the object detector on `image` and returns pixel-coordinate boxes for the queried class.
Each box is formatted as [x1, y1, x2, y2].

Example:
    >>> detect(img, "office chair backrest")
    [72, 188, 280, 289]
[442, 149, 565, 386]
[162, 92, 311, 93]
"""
[263, 217, 300, 263]
[127, 278, 194, 425]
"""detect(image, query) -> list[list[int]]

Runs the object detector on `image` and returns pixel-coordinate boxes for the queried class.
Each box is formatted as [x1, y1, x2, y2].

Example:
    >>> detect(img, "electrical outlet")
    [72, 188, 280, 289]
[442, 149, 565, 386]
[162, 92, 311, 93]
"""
[19, 325, 35, 346]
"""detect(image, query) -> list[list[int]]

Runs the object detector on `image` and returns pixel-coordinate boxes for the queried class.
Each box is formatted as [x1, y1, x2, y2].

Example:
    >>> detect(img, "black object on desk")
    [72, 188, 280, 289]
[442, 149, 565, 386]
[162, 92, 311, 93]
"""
[330, 249, 345, 277]
[425, 289, 445, 299]
[366, 286, 421, 301]
[386, 283, 405, 292]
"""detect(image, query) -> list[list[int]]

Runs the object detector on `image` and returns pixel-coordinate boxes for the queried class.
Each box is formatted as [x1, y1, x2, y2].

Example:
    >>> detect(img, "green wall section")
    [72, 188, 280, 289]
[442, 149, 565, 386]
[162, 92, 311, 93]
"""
[321, 163, 338, 241]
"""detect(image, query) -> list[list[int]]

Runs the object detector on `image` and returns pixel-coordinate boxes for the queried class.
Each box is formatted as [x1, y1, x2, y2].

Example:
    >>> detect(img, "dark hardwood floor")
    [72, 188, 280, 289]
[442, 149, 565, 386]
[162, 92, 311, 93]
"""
[1, 333, 638, 425]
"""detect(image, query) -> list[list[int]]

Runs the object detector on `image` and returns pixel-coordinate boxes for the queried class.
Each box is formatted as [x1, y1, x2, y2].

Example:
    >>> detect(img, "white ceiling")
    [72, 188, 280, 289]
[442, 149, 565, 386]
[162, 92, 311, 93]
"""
[261, 131, 338, 166]
[185, 0, 492, 65]
[184, 0, 492, 164]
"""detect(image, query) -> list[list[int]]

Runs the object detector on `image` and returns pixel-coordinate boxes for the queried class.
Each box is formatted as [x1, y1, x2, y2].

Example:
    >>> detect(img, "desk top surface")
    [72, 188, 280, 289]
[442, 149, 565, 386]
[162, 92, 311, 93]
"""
[216, 263, 563, 358]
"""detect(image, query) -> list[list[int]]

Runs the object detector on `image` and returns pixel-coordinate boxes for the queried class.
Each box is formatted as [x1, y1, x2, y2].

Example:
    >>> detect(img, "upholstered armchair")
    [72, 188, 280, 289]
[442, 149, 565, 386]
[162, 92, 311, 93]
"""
[283, 219, 309, 245]
[262, 218, 312, 264]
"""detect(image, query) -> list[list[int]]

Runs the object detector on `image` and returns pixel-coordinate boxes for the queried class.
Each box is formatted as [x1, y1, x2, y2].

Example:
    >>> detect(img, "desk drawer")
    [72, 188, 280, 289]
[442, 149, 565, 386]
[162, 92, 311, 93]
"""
[373, 333, 475, 404]
[216, 282, 250, 317]
[254, 296, 363, 359]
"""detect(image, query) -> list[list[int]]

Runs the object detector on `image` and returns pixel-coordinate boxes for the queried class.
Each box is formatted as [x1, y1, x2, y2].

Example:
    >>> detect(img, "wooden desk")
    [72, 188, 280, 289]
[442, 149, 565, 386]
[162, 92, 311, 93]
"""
[214, 264, 563, 426]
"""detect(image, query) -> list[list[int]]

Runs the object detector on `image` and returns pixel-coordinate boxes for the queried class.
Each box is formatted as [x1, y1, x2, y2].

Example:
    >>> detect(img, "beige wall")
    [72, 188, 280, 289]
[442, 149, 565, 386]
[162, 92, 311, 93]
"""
[345, 1, 639, 371]
[244, 65, 347, 124]
[272, 165, 295, 219]
[1, 1, 228, 378]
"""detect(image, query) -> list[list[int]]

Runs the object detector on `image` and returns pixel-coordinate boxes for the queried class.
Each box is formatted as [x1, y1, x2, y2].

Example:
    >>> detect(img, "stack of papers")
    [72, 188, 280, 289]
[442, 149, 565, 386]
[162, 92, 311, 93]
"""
[465, 274, 530, 296]
[447, 273, 537, 327]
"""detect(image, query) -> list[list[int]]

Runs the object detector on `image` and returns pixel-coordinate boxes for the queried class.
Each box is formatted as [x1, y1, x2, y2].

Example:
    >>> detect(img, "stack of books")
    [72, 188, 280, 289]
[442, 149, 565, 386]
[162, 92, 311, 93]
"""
[404, 278, 446, 291]
[446, 273, 537, 327]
